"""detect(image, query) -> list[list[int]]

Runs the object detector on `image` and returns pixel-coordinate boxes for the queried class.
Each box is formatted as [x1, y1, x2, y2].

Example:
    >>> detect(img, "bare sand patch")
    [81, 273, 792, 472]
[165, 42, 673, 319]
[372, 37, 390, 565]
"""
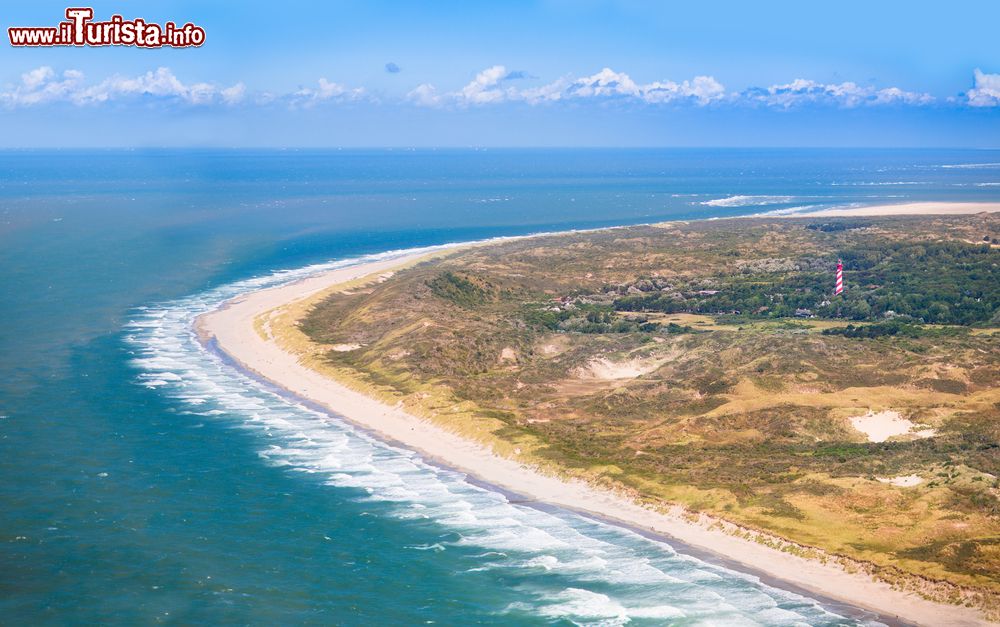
[536, 334, 570, 357]
[330, 343, 364, 352]
[877, 475, 924, 487]
[577, 355, 664, 380]
[499, 347, 518, 363]
[849, 410, 936, 443]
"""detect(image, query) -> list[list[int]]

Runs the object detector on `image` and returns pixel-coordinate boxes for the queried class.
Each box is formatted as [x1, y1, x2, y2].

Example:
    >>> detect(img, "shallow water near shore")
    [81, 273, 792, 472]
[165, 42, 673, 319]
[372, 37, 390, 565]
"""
[2, 148, 998, 624]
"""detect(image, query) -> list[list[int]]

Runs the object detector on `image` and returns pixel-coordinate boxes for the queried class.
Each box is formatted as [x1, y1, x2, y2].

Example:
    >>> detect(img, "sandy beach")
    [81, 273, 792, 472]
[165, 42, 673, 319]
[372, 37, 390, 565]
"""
[797, 201, 1000, 217]
[197, 208, 997, 626]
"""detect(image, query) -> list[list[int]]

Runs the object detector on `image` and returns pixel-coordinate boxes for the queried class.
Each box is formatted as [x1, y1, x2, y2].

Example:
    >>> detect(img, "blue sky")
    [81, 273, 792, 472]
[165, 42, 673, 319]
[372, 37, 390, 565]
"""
[1, 0, 998, 147]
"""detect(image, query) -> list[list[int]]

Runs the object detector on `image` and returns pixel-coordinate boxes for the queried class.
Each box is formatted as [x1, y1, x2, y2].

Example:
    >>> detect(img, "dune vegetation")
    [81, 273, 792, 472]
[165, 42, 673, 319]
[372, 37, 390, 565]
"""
[295, 214, 1000, 606]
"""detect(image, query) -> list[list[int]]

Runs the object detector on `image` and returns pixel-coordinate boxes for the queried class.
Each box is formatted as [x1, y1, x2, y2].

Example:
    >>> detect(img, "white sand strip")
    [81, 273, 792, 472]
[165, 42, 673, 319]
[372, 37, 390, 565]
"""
[794, 201, 1000, 217]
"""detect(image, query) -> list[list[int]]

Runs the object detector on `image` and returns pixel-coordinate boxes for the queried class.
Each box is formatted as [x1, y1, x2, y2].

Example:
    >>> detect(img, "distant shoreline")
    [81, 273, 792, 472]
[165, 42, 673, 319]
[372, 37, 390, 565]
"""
[784, 200, 1000, 218]
[196, 206, 997, 626]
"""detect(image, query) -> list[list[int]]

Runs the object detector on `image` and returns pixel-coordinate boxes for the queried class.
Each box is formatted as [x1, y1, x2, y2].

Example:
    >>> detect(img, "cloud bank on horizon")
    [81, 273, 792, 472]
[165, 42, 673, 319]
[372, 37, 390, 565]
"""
[3, 64, 998, 110]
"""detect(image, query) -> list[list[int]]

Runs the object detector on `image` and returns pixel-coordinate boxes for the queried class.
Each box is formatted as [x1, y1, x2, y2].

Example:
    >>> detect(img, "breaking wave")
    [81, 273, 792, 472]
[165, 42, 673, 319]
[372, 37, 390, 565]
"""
[938, 162, 1000, 169]
[750, 204, 822, 216]
[699, 195, 796, 207]
[749, 202, 871, 217]
[829, 181, 924, 186]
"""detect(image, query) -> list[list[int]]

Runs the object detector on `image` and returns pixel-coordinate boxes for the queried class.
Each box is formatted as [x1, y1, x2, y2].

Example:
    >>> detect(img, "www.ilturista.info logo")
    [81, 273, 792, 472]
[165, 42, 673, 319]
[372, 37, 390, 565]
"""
[8, 8, 205, 48]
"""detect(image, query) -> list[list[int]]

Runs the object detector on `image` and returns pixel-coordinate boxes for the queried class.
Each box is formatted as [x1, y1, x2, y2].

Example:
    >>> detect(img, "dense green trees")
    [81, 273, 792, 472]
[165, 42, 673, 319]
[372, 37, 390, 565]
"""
[615, 241, 998, 325]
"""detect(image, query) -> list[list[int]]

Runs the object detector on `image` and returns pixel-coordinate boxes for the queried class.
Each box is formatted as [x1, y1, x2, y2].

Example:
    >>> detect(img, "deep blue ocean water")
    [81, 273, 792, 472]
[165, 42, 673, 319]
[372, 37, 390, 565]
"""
[2, 149, 998, 625]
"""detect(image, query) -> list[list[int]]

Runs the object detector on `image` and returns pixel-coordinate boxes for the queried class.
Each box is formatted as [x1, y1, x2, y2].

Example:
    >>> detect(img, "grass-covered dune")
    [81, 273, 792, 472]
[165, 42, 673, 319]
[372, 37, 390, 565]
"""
[300, 214, 1000, 602]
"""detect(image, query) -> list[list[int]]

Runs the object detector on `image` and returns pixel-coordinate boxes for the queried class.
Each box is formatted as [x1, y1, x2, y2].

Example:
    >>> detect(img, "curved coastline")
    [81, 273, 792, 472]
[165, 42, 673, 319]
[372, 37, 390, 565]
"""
[194, 204, 1000, 626]
[200, 335, 894, 626]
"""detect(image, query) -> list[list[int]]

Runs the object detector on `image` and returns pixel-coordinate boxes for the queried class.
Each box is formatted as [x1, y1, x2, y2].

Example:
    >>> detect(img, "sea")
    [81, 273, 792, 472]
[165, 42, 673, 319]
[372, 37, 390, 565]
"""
[2, 148, 998, 626]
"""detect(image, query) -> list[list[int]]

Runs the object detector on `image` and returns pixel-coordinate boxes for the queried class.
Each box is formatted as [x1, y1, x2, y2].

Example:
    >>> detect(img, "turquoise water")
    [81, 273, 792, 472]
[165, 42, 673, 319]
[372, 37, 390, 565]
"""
[2, 149, 998, 625]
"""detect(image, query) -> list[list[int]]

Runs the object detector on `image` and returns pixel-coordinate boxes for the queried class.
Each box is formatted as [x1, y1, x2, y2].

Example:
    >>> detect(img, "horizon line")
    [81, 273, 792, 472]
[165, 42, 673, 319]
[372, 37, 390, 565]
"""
[0, 145, 998, 151]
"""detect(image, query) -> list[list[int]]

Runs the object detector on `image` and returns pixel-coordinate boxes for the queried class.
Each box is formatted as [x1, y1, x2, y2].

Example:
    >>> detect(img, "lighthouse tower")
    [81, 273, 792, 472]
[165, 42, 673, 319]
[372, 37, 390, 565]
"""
[835, 259, 844, 295]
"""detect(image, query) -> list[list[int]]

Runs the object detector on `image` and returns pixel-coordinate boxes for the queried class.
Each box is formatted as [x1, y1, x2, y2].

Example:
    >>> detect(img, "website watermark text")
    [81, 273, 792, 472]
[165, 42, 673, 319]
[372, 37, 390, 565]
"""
[8, 8, 205, 48]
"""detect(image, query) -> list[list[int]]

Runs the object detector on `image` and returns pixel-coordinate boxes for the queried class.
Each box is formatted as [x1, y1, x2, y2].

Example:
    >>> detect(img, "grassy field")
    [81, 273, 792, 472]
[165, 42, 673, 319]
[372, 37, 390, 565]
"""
[295, 214, 1000, 607]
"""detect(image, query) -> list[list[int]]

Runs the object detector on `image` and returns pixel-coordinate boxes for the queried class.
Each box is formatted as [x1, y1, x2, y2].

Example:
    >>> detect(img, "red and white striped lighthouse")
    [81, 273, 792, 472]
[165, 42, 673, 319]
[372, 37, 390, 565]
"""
[834, 259, 844, 295]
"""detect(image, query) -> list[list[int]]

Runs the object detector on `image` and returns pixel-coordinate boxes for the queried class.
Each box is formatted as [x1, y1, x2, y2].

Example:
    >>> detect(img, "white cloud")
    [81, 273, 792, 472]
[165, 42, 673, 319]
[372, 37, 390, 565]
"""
[519, 77, 571, 104]
[563, 68, 725, 104]
[0, 66, 246, 107]
[410, 66, 726, 107]
[406, 83, 442, 107]
[0, 65, 978, 112]
[568, 68, 641, 98]
[456, 65, 510, 104]
[1, 67, 82, 106]
[290, 78, 366, 107]
[254, 91, 278, 105]
[872, 86, 934, 105]
[967, 68, 1000, 107]
[643, 76, 725, 104]
[408, 65, 514, 106]
[22, 66, 55, 90]
[743, 78, 933, 108]
[220, 83, 247, 105]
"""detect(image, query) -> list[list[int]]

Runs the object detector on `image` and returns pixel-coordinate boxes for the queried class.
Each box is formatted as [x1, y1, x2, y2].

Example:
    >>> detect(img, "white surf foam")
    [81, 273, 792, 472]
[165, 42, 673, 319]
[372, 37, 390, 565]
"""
[699, 195, 796, 207]
[938, 162, 1000, 169]
[125, 242, 879, 626]
[750, 204, 822, 217]
[830, 181, 924, 186]
[752, 202, 872, 217]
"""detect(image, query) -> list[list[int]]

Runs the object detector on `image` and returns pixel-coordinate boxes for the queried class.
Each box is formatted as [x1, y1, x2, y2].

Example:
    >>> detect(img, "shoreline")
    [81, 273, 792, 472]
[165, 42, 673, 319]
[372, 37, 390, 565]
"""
[776, 200, 1000, 218]
[196, 206, 998, 626]
[202, 335, 897, 626]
